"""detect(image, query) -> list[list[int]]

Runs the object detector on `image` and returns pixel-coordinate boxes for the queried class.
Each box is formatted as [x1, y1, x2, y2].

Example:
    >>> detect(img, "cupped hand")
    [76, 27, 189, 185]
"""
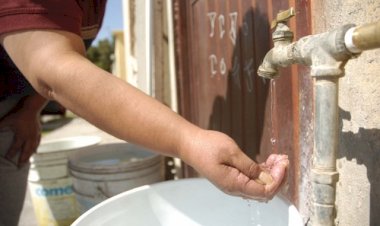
[181, 130, 289, 201]
[0, 109, 41, 167]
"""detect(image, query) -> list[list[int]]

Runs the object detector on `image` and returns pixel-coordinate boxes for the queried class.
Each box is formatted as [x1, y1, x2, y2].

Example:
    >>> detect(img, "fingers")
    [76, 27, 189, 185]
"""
[220, 166, 266, 199]
[233, 154, 288, 201]
[230, 151, 262, 181]
[264, 156, 289, 199]
[264, 154, 288, 167]
[235, 153, 288, 186]
[227, 152, 269, 197]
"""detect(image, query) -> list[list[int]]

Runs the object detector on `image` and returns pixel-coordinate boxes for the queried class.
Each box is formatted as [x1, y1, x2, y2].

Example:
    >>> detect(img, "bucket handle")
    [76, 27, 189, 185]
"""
[96, 186, 111, 199]
[72, 186, 111, 199]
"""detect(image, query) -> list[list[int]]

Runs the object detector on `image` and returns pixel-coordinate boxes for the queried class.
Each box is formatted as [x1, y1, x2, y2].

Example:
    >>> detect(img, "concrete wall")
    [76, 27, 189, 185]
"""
[312, 1, 380, 225]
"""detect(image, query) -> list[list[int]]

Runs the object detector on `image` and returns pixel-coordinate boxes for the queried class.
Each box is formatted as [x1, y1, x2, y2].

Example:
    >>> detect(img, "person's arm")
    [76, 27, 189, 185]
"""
[1, 30, 288, 200]
[0, 93, 47, 166]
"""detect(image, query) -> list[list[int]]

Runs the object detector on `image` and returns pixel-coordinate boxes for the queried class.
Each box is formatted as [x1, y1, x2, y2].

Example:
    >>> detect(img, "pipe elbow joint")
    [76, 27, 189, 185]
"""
[309, 24, 356, 77]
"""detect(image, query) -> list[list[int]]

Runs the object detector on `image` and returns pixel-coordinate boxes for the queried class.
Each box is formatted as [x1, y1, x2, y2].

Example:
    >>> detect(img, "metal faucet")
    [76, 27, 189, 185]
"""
[257, 8, 297, 79]
[257, 7, 360, 79]
[257, 7, 380, 226]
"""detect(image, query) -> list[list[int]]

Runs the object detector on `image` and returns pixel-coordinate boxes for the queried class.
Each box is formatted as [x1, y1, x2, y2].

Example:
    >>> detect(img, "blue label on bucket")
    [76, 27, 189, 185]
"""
[35, 185, 73, 197]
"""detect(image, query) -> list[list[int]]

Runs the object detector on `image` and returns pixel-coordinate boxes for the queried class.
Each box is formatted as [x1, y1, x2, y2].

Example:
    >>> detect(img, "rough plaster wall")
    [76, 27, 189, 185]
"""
[312, 1, 380, 226]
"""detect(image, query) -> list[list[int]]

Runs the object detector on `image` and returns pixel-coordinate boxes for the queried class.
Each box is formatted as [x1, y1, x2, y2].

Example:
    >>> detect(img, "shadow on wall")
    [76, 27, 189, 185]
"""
[207, 4, 271, 160]
[206, 2, 300, 208]
[339, 108, 380, 226]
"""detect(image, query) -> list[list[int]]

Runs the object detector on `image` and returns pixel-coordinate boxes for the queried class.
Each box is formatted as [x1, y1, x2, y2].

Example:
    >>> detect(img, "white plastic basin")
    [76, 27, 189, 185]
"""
[72, 178, 303, 226]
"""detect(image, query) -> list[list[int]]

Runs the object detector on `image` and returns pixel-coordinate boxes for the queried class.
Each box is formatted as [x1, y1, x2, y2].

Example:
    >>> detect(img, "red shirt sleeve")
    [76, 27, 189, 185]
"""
[0, 0, 107, 98]
[0, 0, 83, 37]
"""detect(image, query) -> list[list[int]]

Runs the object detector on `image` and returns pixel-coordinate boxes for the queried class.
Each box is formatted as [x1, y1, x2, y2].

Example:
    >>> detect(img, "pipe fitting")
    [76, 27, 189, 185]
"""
[311, 169, 339, 210]
[308, 24, 355, 77]
[311, 169, 339, 186]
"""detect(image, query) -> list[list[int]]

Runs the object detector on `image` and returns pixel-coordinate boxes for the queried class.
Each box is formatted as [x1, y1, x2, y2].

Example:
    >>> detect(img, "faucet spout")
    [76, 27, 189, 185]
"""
[257, 49, 278, 79]
[257, 42, 298, 79]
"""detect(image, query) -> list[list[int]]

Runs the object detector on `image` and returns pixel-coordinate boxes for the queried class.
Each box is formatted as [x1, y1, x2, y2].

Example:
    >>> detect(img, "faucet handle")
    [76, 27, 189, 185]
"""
[271, 7, 295, 29]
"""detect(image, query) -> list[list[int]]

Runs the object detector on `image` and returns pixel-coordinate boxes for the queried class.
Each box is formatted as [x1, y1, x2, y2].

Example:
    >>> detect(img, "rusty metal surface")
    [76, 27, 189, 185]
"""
[173, 0, 312, 207]
[294, 0, 313, 218]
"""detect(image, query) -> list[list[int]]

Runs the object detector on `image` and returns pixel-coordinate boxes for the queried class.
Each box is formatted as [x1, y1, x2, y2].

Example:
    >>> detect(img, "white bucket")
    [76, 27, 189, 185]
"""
[72, 178, 304, 226]
[28, 136, 101, 226]
[68, 142, 164, 213]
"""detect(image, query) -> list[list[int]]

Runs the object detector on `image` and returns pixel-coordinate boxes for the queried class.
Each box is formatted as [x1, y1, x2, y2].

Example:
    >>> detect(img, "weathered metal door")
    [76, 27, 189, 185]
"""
[173, 0, 312, 208]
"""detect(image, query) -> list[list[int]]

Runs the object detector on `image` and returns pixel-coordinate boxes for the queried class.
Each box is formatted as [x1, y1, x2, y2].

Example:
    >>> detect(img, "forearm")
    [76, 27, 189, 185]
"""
[50, 54, 199, 158]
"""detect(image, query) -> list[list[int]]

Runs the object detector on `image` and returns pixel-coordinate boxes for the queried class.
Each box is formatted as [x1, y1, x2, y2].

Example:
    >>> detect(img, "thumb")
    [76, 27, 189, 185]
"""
[231, 151, 273, 185]
[264, 158, 289, 198]
[255, 170, 273, 185]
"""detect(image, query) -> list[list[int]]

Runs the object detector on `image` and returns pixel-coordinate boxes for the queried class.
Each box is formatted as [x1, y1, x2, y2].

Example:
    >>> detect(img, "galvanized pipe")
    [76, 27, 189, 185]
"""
[311, 78, 340, 226]
[314, 79, 339, 171]
[351, 20, 380, 52]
